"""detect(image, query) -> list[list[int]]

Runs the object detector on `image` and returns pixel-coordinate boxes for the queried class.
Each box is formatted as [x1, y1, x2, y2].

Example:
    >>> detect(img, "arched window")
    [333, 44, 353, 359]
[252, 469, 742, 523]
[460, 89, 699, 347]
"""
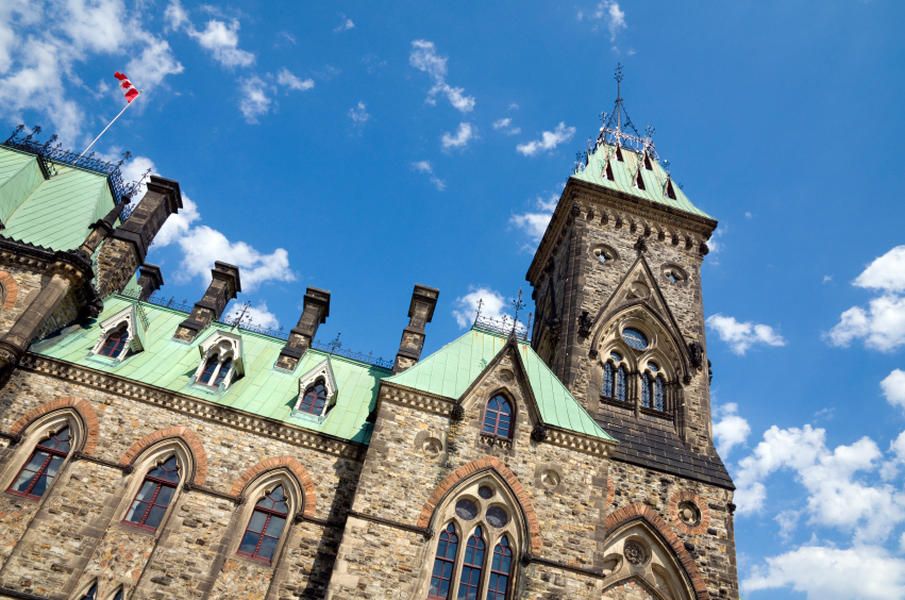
[98, 324, 129, 358]
[213, 357, 232, 387]
[642, 362, 667, 413]
[424, 477, 522, 600]
[458, 526, 486, 599]
[641, 372, 652, 409]
[8, 425, 72, 499]
[487, 535, 513, 600]
[198, 354, 219, 385]
[602, 351, 628, 403]
[428, 523, 459, 600]
[79, 581, 97, 600]
[238, 484, 290, 564]
[111, 587, 123, 600]
[482, 395, 513, 439]
[615, 366, 627, 401]
[124, 455, 180, 530]
[653, 375, 665, 412]
[298, 379, 328, 415]
[602, 362, 614, 397]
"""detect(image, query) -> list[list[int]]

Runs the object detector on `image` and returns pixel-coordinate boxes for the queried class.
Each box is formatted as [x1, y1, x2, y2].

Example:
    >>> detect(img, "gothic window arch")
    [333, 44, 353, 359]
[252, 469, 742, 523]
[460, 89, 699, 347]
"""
[120, 440, 193, 533]
[424, 474, 524, 600]
[481, 394, 514, 440]
[98, 323, 129, 358]
[77, 580, 98, 600]
[298, 378, 328, 415]
[193, 332, 243, 390]
[231, 470, 303, 567]
[3, 409, 85, 500]
[601, 350, 630, 402]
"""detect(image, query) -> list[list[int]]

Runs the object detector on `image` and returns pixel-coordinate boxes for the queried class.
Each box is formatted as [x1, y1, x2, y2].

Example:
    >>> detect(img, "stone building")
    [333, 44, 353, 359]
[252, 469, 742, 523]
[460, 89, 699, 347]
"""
[0, 92, 738, 600]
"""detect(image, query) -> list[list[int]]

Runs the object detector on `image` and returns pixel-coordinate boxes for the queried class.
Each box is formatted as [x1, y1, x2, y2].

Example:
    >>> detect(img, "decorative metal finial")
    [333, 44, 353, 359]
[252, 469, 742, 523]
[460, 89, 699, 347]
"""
[42, 134, 58, 149]
[473, 298, 484, 326]
[510, 290, 526, 333]
[23, 125, 41, 143]
[229, 302, 252, 329]
[327, 332, 343, 354]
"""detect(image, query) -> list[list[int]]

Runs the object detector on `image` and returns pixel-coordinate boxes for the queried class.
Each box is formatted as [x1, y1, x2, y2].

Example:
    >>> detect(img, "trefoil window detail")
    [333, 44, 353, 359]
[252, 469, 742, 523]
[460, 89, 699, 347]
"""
[238, 484, 289, 564]
[124, 455, 180, 530]
[8, 425, 71, 499]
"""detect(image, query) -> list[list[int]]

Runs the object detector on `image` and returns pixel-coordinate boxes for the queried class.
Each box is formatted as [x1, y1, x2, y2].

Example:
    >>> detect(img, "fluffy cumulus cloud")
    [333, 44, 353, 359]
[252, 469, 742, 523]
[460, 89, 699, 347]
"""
[0, 0, 183, 144]
[743, 545, 905, 600]
[187, 18, 255, 68]
[712, 403, 751, 458]
[411, 160, 446, 191]
[705, 314, 786, 355]
[516, 122, 576, 156]
[828, 246, 905, 352]
[239, 76, 271, 123]
[881, 369, 905, 412]
[510, 194, 558, 245]
[452, 287, 526, 334]
[409, 40, 475, 113]
[492, 117, 521, 136]
[277, 68, 314, 91]
[441, 122, 475, 150]
[225, 301, 280, 330]
[347, 101, 370, 125]
[578, 1, 627, 48]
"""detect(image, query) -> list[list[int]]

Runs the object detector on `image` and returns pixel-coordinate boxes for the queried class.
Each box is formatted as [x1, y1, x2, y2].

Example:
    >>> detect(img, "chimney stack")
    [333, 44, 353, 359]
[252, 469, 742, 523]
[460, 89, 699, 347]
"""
[174, 262, 241, 342]
[137, 264, 164, 301]
[95, 176, 182, 297]
[393, 284, 439, 373]
[275, 287, 330, 371]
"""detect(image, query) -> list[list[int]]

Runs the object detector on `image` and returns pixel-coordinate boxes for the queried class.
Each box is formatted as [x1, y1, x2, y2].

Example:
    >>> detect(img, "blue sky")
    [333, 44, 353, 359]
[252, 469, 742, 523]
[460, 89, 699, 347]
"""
[3, 1, 905, 597]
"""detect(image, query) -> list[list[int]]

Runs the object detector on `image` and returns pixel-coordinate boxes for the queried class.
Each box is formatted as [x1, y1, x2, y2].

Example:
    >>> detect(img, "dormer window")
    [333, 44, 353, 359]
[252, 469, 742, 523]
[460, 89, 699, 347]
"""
[91, 305, 144, 362]
[603, 157, 615, 181]
[615, 145, 624, 162]
[634, 167, 646, 190]
[643, 150, 653, 170]
[292, 359, 338, 419]
[298, 378, 328, 415]
[98, 324, 129, 358]
[193, 331, 243, 391]
[664, 176, 677, 200]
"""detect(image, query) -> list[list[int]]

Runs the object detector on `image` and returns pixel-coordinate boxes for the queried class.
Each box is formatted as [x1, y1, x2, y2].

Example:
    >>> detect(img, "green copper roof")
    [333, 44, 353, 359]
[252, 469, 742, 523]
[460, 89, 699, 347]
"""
[33, 295, 390, 443]
[387, 327, 615, 442]
[0, 146, 116, 250]
[572, 143, 711, 219]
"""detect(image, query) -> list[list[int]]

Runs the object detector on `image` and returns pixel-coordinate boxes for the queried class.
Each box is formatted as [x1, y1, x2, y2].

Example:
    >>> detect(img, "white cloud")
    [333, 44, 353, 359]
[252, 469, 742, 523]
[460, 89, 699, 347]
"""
[239, 76, 271, 123]
[773, 509, 802, 542]
[493, 117, 521, 136]
[452, 287, 528, 335]
[743, 545, 905, 600]
[348, 101, 370, 125]
[854, 246, 905, 293]
[516, 122, 576, 156]
[226, 301, 280, 330]
[60, 0, 128, 54]
[333, 14, 355, 33]
[188, 18, 254, 68]
[441, 122, 475, 149]
[411, 161, 446, 191]
[154, 193, 200, 247]
[409, 39, 475, 113]
[822, 274, 833, 284]
[713, 403, 751, 458]
[827, 295, 905, 352]
[126, 36, 184, 91]
[578, 1, 627, 48]
[510, 194, 558, 245]
[881, 369, 905, 412]
[164, 0, 189, 31]
[277, 68, 314, 91]
[706, 314, 786, 355]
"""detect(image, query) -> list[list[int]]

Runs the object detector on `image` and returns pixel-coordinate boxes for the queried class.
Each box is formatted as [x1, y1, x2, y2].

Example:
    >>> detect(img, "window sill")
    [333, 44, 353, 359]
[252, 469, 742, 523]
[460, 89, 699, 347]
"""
[119, 519, 160, 537]
[480, 433, 513, 449]
[234, 552, 275, 569]
[4, 489, 41, 502]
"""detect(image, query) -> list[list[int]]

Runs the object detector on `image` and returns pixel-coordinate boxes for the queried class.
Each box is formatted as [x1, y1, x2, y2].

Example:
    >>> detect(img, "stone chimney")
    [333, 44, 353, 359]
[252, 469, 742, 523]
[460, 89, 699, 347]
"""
[275, 287, 330, 371]
[79, 195, 130, 256]
[174, 262, 241, 342]
[393, 284, 439, 373]
[95, 176, 182, 297]
[137, 264, 164, 301]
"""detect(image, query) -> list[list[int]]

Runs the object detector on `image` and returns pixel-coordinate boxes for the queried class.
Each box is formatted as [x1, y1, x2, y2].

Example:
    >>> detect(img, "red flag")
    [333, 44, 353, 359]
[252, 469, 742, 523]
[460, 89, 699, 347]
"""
[114, 71, 140, 103]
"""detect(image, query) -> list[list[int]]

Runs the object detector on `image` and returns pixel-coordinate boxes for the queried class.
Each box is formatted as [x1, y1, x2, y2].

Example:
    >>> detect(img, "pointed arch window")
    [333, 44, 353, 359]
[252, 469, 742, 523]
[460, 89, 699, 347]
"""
[641, 372, 653, 408]
[487, 535, 513, 600]
[213, 357, 232, 387]
[8, 425, 72, 499]
[98, 324, 129, 358]
[482, 395, 513, 439]
[457, 526, 486, 599]
[429, 523, 460, 600]
[602, 351, 628, 402]
[238, 484, 289, 564]
[111, 587, 123, 600]
[79, 582, 98, 600]
[298, 378, 328, 415]
[124, 455, 180, 530]
[194, 333, 243, 390]
[198, 354, 220, 385]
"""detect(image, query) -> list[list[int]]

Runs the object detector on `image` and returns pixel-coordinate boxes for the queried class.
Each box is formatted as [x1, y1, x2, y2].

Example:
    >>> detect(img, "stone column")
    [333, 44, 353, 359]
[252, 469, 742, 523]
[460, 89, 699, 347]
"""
[392, 284, 439, 373]
[173, 262, 241, 342]
[275, 287, 330, 371]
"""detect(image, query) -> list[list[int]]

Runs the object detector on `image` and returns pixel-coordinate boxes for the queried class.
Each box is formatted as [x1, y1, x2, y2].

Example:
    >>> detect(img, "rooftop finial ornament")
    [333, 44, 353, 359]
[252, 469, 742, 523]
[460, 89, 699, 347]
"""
[593, 64, 658, 160]
[510, 290, 526, 335]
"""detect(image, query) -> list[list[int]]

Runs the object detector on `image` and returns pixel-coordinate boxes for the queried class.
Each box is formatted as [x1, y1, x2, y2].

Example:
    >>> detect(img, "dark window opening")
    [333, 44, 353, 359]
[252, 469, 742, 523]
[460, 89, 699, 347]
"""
[99, 324, 129, 358]
[8, 425, 72, 499]
[457, 526, 486, 600]
[298, 379, 328, 415]
[238, 484, 289, 564]
[429, 522, 459, 600]
[124, 455, 180, 530]
[482, 395, 513, 439]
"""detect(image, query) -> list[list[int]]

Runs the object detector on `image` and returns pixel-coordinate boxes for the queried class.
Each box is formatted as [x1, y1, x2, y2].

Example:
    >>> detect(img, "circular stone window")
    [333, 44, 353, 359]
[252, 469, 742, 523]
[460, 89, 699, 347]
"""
[539, 469, 561, 490]
[593, 245, 617, 266]
[678, 501, 701, 527]
[478, 485, 495, 500]
[622, 327, 649, 351]
[663, 265, 688, 285]
[486, 506, 510, 528]
[455, 498, 478, 520]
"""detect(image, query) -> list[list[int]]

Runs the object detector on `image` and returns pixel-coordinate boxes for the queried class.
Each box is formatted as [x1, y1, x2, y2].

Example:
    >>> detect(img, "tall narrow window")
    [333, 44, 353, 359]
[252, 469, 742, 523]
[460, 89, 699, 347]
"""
[79, 582, 97, 600]
[238, 485, 289, 564]
[111, 587, 123, 600]
[487, 535, 513, 600]
[653, 376, 665, 412]
[615, 366, 627, 401]
[298, 379, 328, 415]
[198, 354, 219, 385]
[602, 362, 614, 398]
[99, 324, 129, 358]
[124, 455, 180, 530]
[429, 523, 459, 600]
[213, 357, 233, 387]
[8, 425, 72, 499]
[457, 526, 486, 600]
[482, 396, 513, 439]
[640, 372, 652, 408]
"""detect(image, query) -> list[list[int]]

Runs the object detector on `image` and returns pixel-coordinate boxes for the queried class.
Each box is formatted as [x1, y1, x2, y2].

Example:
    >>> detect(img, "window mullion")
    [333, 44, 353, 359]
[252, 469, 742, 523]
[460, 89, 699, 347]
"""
[139, 482, 162, 525]
[23, 452, 52, 495]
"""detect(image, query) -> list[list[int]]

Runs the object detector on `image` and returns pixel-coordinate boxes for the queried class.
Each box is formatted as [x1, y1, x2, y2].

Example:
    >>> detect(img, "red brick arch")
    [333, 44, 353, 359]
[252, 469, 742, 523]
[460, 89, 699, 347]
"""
[119, 426, 208, 486]
[604, 503, 708, 599]
[0, 270, 19, 311]
[229, 456, 317, 518]
[11, 397, 100, 455]
[417, 456, 542, 553]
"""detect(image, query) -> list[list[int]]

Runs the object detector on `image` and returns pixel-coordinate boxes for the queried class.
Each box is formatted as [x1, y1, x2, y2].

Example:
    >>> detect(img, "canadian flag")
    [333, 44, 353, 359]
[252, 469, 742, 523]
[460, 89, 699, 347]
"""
[114, 72, 140, 103]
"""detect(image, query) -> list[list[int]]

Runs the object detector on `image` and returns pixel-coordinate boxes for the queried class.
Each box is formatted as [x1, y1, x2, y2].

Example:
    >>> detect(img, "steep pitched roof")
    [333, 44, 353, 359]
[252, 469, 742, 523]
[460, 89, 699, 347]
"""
[32, 295, 390, 443]
[0, 146, 117, 251]
[572, 142, 711, 219]
[387, 327, 615, 442]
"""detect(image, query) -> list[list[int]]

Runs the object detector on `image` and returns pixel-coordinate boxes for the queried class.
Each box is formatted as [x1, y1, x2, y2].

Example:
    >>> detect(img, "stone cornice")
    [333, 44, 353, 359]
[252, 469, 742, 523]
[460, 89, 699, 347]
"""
[379, 382, 613, 458]
[20, 354, 367, 461]
[527, 178, 717, 285]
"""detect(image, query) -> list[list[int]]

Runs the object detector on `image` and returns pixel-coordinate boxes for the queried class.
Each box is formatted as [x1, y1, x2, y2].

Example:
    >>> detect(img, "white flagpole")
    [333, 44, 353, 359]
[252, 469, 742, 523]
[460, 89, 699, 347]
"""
[78, 93, 140, 160]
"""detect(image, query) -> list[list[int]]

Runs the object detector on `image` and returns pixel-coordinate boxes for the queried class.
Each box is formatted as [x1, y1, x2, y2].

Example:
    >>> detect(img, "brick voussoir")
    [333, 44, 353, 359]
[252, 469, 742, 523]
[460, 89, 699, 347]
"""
[229, 455, 317, 518]
[118, 425, 208, 485]
[10, 396, 100, 455]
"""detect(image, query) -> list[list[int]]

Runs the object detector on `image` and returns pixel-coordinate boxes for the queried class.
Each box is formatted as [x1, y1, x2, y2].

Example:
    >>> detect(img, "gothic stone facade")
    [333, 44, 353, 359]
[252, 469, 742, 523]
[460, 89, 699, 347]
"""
[0, 135, 738, 599]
